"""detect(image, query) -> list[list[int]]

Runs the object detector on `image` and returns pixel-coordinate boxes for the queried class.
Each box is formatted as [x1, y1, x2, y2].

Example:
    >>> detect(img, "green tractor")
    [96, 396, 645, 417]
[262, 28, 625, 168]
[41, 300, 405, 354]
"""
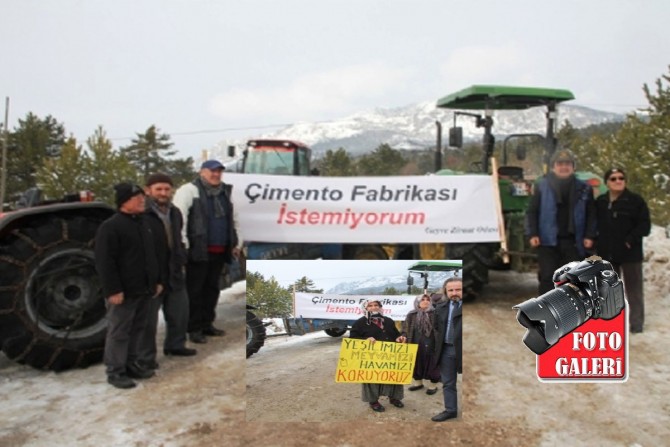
[420, 85, 605, 296]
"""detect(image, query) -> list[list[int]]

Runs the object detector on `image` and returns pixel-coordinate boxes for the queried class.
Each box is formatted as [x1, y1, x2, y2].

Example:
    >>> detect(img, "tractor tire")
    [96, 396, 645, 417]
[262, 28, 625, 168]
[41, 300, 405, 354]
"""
[446, 243, 493, 299]
[246, 310, 266, 358]
[344, 244, 389, 260]
[0, 216, 107, 371]
[324, 328, 347, 337]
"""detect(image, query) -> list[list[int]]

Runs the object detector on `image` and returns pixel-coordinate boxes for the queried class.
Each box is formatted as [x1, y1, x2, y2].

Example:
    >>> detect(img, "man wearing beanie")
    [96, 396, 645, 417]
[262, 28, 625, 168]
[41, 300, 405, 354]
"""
[525, 149, 597, 294]
[137, 173, 197, 371]
[95, 182, 163, 389]
[173, 160, 241, 344]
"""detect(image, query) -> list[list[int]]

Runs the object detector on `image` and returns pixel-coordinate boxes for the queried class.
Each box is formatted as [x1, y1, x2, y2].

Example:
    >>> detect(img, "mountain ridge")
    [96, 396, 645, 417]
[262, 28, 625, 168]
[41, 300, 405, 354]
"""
[326, 271, 456, 295]
[210, 101, 625, 160]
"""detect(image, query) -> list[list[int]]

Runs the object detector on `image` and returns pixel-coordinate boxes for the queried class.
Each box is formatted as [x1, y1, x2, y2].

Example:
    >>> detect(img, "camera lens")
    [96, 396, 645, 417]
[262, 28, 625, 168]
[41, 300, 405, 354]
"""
[513, 256, 626, 355]
[514, 284, 591, 355]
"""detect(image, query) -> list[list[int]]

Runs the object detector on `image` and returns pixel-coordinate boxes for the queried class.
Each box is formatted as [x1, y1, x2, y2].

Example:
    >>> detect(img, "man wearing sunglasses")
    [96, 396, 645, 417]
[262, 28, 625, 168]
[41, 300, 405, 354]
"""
[595, 168, 651, 333]
[525, 149, 597, 295]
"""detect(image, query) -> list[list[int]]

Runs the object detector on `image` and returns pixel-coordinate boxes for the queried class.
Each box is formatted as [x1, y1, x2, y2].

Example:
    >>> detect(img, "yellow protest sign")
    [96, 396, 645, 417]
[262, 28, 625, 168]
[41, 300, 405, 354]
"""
[335, 338, 417, 384]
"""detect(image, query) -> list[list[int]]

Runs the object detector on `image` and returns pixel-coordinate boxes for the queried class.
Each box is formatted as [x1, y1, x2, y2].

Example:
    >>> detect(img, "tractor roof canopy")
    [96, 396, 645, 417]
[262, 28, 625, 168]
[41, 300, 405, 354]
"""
[437, 85, 575, 110]
[408, 261, 463, 272]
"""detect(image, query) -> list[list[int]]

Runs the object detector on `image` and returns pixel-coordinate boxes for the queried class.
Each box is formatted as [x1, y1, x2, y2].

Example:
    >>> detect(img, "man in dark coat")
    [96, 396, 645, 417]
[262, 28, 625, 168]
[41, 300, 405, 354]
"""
[95, 183, 163, 389]
[525, 149, 597, 294]
[137, 173, 197, 371]
[596, 167, 651, 333]
[431, 277, 462, 422]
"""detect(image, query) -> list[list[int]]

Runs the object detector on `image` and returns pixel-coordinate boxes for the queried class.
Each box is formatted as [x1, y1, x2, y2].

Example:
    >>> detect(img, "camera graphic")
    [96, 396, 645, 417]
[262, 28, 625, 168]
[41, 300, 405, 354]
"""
[514, 256, 626, 355]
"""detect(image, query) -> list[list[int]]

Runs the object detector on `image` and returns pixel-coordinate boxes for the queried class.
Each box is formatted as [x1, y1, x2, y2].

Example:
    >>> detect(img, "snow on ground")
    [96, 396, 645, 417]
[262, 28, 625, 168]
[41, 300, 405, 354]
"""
[1, 225, 669, 447]
[245, 226, 670, 446]
[0, 281, 245, 447]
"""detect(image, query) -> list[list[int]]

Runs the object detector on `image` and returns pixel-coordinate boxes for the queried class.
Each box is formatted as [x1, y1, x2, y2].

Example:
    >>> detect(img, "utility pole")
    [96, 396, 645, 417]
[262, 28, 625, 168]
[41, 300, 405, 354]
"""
[435, 121, 442, 172]
[0, 97, 9, 212]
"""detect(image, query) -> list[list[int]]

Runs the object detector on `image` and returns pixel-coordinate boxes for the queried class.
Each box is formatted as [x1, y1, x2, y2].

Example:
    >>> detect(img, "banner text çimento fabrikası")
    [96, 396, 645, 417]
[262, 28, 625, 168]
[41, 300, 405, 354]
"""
[225, 173, 501, 243]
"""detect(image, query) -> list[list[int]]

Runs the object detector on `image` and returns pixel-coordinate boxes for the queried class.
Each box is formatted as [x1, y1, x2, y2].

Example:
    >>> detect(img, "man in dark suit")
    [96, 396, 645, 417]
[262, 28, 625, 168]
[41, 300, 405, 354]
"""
[431, 277, 462, 421]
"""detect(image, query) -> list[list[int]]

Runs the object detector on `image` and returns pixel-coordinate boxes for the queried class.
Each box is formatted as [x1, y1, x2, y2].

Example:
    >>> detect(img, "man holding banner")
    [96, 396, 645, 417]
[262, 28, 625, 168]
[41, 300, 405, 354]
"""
[349, 299, 407, 412]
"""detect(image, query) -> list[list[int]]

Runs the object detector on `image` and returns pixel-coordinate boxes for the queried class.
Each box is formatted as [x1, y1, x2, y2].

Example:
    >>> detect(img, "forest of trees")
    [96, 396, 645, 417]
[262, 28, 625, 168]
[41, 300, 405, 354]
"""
[1, 66, 669, 224]
[1, 120, 196, 207]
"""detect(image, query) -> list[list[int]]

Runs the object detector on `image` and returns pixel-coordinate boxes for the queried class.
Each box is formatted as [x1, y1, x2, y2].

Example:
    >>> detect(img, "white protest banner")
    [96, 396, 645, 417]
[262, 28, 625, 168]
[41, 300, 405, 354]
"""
[225, 173, 501, 243]
[294, 293, 414, 321]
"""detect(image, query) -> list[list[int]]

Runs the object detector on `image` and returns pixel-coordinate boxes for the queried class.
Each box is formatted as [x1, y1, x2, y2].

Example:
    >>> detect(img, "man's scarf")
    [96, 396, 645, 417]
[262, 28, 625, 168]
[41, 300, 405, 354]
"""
[198, 178, 226, 218]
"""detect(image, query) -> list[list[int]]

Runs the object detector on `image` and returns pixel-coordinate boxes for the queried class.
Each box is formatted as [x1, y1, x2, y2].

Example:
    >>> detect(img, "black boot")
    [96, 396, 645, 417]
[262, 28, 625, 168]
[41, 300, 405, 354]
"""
[126, 362, 155, 379]
[164, 347, 198, 356]
[202, 325, 225, 336]
[189, 331, 207, 344]
[107, 374, 136, 389]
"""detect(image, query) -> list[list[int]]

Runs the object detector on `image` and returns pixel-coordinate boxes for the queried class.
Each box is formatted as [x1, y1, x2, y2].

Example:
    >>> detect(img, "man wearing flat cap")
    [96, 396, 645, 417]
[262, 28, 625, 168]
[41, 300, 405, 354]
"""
[137, 173, 197, 372]
[173, 160, 241, 344]
[95, 182, 163, 389]
[525, 149, 596, 294]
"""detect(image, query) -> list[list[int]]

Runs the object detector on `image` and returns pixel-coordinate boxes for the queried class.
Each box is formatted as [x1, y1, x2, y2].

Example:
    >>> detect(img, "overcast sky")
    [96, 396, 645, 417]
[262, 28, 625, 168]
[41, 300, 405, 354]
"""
[248, 259, 425, 291]
[3, 1, 669, 161]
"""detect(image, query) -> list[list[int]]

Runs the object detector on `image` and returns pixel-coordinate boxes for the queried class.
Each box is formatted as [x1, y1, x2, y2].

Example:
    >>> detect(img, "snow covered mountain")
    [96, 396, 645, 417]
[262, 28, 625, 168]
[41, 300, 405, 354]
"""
[208, 100, 624, 161]
[264, 101, 624, 157]
[326, 271, 455, 295]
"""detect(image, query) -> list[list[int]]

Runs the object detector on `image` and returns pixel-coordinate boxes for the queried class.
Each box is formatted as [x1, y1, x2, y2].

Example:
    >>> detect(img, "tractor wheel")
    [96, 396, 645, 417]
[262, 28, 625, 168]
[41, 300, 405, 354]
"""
[0, 216, 107, 371]
[324, 328, 347, 337]
[344, 244, 389, 260]
[446, 243, 493, 299]
[246, 310, 266, 358]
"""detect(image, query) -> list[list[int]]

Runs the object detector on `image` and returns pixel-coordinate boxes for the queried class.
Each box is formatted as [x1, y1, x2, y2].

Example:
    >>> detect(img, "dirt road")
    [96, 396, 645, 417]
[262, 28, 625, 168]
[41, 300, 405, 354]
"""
[247, 256, 670, 446]
[2, 228, 669, 447]
[0, 281, 246, 447]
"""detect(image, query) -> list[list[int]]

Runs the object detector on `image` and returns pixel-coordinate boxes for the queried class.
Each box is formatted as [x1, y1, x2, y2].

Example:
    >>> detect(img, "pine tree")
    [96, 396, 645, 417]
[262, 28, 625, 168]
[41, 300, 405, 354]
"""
[162, 157, 197, 187]
[85, 126, 139, 205]
[568, 66, 670, 225]
[246, 272, 293, 318]
[7, 113, 66, 196]
[293, 276, 323, 293]
[316, 148, 355, 176]
[120, 125, 177, 178]
[35, 137, 88, 198]
[356, 144, 406, 175]
[642, 66, 670, 221]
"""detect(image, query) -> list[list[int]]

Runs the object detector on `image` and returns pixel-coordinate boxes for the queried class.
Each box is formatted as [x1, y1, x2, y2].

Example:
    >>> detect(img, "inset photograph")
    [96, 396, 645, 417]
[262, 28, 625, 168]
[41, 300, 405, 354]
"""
[246, 259, 462, 422]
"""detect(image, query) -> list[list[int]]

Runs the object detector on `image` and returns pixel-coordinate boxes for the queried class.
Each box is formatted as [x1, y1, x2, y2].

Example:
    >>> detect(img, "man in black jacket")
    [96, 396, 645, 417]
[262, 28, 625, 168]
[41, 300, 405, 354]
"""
[137, 173, 197, 372]
[431, 277, 462, 422]
[596, 168, 651, 333]
[95, 183, 163, 389]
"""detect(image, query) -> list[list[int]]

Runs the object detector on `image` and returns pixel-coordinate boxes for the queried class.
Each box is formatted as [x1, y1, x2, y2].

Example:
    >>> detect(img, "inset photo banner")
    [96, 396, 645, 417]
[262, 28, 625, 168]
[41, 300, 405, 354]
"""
[335, 338, 418, 385]
[294, 293, 414, 321]
[225, 173, 501, 243]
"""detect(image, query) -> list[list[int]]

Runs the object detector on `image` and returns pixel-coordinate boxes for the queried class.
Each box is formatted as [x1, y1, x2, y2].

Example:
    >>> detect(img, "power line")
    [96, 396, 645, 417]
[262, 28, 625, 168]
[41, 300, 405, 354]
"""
[108, 119, 339, 143]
